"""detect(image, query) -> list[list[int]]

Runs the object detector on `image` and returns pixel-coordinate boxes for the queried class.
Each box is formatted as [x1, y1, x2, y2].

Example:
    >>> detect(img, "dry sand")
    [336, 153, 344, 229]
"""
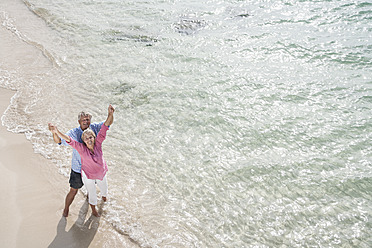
[0, 88, 62, 247]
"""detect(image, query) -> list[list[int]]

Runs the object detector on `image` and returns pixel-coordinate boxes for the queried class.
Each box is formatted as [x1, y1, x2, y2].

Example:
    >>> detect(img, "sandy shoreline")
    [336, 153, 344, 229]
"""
[0, 88, 91, 247]
[0, 1, 138, 246]
[0, 88, 137, 248]
[0, 88, 61, 247]
[0, 2, 138, 244]
[0, 1, 109, 245]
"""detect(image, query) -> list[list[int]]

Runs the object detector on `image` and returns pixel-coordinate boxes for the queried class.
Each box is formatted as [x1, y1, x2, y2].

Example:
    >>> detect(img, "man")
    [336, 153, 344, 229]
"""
[49, 112, 104, 217]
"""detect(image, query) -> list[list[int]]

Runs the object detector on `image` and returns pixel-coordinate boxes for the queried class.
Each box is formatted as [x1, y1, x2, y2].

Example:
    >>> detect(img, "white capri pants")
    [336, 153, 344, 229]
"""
[82, 171, 108, 206]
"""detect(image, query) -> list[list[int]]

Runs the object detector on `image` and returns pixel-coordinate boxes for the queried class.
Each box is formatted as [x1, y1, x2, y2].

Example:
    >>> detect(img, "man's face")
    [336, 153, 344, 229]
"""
[78, 115, 91, 130]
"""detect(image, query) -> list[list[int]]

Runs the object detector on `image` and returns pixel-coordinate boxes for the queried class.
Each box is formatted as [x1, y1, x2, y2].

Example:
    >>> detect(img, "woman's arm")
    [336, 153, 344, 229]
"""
[49, 123, 62, 144]
[104, 104, 115, 127]
[48, 124, 71, 143]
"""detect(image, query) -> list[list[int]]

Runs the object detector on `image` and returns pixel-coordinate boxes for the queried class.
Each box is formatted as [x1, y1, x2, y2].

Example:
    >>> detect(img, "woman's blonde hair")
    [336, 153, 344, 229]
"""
[81, 128, 96, 144]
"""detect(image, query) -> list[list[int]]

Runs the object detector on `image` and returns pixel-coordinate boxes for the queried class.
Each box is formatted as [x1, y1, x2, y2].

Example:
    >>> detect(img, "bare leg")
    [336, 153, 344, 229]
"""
[63, 187, 78, 217]
[90, 204, 100, 217]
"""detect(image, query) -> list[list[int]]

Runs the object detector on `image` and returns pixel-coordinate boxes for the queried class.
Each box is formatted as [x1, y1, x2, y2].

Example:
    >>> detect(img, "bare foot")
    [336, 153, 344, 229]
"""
[92, 210, 100, 217]
[102, 196, 107, 202]
[63, 208, 69, 217]
[90, 204, 100, 217]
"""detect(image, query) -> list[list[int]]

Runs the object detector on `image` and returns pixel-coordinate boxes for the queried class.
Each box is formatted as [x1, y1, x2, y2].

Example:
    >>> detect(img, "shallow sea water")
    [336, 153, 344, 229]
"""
[1, 0, 371, 247]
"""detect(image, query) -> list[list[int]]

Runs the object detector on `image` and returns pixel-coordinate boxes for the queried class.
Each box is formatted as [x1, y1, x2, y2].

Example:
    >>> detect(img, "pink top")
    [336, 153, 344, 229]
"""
[67, 124, 109, 180]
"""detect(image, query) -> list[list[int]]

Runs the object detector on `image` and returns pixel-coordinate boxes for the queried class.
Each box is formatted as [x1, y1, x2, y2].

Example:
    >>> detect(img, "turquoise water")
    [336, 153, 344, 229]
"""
[1, 0, 371, 247]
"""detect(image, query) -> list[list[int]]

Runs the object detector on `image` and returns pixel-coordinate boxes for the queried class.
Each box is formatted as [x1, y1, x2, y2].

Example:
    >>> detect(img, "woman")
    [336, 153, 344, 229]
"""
[51, 104, 114, 217]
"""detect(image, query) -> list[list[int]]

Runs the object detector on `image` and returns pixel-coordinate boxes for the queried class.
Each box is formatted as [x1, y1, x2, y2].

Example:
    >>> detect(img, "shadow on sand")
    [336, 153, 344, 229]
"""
[48, 200, 102, 248]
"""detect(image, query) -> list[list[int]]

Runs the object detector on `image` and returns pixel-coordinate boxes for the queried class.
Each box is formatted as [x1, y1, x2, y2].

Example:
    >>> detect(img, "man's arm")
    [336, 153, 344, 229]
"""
[104, 104, 115, 127]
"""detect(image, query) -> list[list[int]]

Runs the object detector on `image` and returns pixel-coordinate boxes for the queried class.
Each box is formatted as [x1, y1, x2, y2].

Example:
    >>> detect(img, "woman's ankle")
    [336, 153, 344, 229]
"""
[90, 204, 100, 217]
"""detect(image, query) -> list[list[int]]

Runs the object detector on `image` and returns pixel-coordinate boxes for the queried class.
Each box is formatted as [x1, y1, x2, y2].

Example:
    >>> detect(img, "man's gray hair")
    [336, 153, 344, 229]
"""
[78, 111, 92, 121]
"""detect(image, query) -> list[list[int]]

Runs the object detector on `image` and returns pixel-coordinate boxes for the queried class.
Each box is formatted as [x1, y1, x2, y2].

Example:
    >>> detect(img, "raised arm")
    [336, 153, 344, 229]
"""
[48, 123, 71, 143]
[104, 104, 115, 127]
[48, 123, 62, 144]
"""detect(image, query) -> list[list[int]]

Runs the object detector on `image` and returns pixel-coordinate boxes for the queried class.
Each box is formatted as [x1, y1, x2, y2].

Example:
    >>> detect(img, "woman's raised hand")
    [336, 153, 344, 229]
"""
[48, 123, 57, 133]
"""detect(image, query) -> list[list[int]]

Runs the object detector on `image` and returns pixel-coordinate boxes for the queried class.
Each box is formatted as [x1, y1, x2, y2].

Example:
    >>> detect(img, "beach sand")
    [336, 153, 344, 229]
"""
[0, 90, 137, 248]
[0, 1, 138, 246]
[0, 88, 104, 247]
[0, 88, 62, 247]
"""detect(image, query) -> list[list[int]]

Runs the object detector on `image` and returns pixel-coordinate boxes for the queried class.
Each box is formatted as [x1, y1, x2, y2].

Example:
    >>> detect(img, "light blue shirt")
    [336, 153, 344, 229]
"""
[60, 122, 104, 173]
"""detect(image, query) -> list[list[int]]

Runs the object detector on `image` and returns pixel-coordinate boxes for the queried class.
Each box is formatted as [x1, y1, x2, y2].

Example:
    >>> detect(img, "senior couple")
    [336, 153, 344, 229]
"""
[48, 105, 114, 217]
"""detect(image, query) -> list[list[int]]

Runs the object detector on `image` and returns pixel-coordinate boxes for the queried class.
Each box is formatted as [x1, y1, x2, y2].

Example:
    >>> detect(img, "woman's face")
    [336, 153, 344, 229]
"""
[83, 133, 95, 147]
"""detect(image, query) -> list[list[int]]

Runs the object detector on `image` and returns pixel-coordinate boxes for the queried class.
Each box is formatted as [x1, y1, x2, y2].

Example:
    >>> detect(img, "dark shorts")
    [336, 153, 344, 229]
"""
[69, 169, 84, 189]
